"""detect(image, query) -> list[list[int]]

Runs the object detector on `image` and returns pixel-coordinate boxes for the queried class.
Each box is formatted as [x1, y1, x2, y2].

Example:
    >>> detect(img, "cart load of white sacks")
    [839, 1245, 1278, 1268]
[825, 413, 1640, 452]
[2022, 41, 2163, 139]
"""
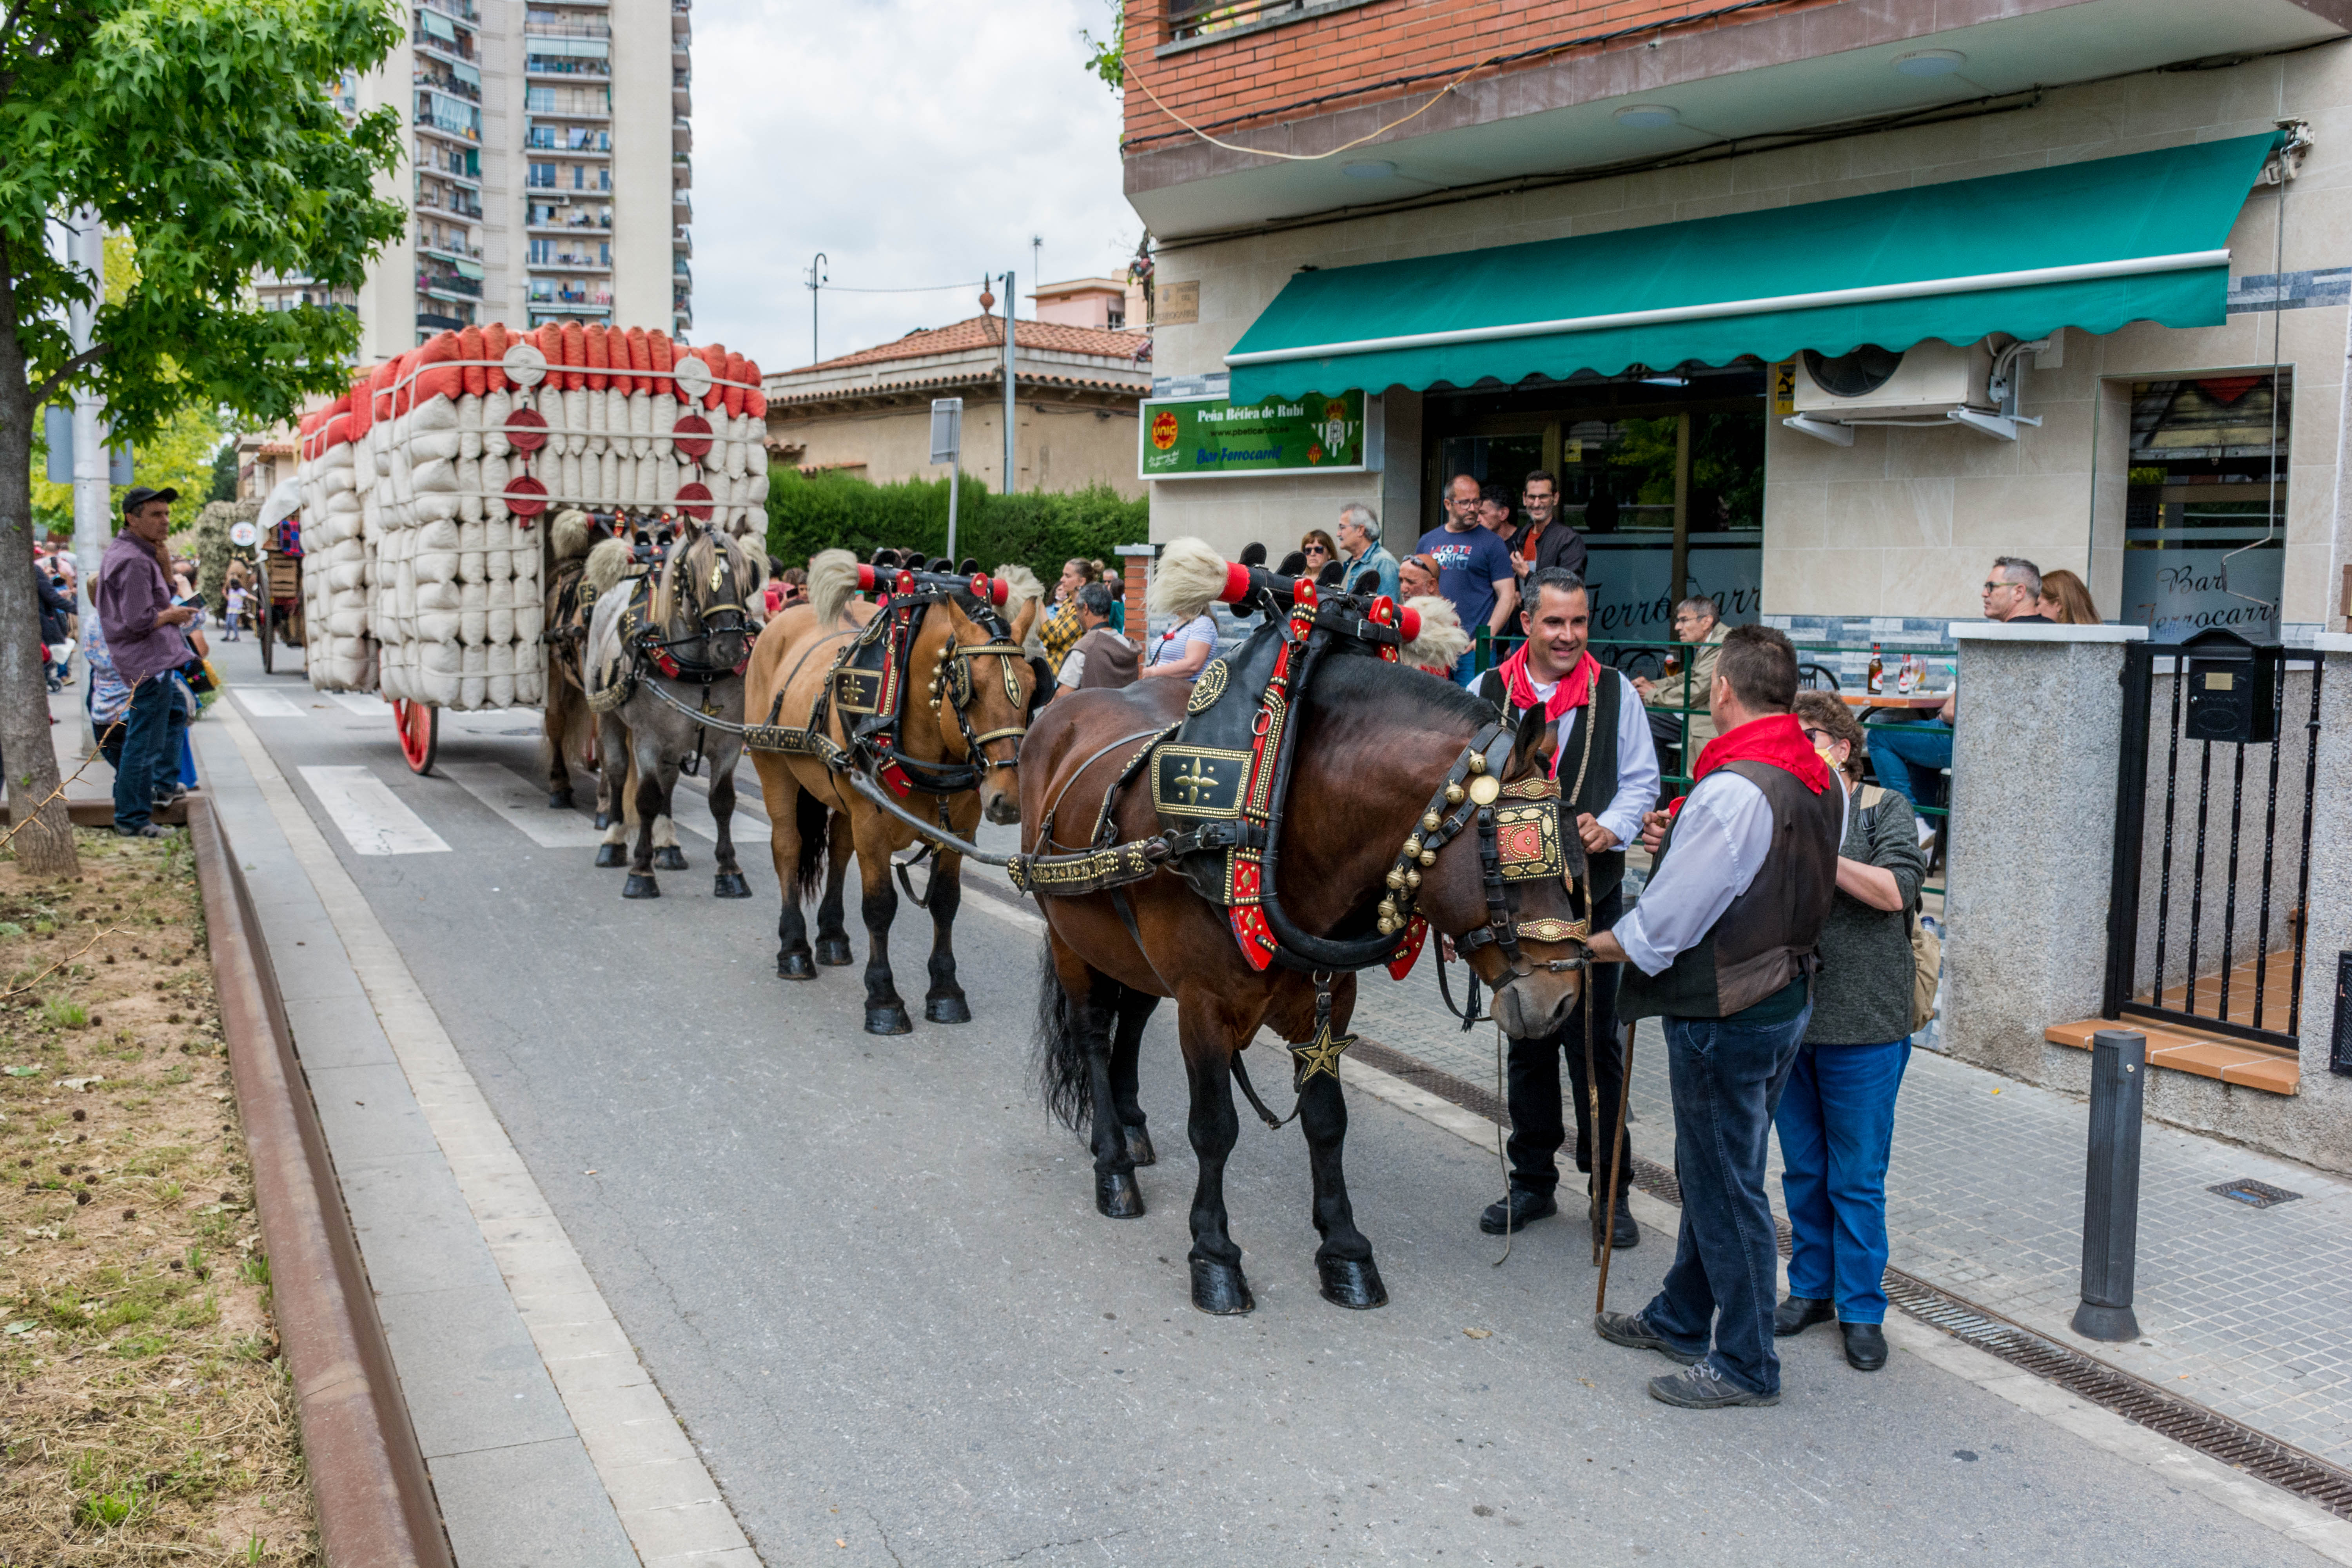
[291, 321, 767, 710]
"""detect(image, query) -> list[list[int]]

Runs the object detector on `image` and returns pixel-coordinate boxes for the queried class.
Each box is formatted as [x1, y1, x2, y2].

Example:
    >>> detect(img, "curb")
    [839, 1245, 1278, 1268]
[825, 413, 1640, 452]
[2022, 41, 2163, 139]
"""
[190, 796, 454, 1568]
[2, 799, 188, 828]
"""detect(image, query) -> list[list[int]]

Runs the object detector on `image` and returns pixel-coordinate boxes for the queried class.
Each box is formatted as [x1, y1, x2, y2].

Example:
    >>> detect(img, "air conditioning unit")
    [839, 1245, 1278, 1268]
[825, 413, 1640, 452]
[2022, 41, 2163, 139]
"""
[1784, 336, 2047, 444]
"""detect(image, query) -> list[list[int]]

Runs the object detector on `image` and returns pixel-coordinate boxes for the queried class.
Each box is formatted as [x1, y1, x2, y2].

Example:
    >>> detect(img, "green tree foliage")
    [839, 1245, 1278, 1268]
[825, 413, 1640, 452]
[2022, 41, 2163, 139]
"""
[206, 436, 236, 502]
[1080, 0, 1122, 91]
[764, 468, 1148, 585]
[0, 0, 407, 874]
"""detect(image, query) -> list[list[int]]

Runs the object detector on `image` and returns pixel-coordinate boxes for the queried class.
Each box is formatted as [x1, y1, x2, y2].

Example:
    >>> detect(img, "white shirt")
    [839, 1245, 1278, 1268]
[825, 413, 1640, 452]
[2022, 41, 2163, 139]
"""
[1056, 646, 1088, 689]
[1615, 765, 1850, 977]
[1511, 668, 1659, 852]
[1150, 613, 1216, 668]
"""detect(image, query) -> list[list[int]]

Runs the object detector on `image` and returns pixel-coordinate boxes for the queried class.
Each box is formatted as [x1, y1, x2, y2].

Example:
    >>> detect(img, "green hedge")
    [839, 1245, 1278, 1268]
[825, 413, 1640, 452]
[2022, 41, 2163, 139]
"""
[763, 468, 1148, 585]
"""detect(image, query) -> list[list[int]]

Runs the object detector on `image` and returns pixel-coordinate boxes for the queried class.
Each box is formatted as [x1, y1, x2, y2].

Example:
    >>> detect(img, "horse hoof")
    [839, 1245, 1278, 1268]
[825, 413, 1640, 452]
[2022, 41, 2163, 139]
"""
[1189, 1258, 1254, 1316]
[924, 992, 971, 1025]
[1122, 1124, 1156, 1167]
[622, 874, 661, 900]
[547, 789, 574, 809]
[1318, 1256, 1388, 1310]
[653, 846, 688, 871]
[779, 951, 816, 980]
[1095, 1171, 1145, 1219]
[864, 1003, 913, 1036]
[713, 872, 752, 899]
[593, 844, 627, 868]
[814, 936, 853, 967]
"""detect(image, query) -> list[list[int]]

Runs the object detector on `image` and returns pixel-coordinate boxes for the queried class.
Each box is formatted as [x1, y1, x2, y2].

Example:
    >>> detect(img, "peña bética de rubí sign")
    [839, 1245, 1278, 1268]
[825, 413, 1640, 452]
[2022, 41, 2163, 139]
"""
[1138, 389, 1380, 479]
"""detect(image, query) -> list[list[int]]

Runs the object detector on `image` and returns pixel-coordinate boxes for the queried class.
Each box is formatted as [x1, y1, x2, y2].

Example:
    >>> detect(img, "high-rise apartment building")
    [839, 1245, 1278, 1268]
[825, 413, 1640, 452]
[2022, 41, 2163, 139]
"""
[323, 0, 691, 357]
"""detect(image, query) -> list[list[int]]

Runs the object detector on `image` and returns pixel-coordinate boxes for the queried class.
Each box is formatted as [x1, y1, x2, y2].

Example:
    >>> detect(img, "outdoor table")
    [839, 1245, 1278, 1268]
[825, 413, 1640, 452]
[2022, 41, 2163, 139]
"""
[1842, 691, 1951, 711]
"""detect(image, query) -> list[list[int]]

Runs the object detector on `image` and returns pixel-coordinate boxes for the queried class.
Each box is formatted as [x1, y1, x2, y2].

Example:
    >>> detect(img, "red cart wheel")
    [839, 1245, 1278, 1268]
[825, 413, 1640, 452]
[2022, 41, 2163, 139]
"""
[394, 698, 438, 775]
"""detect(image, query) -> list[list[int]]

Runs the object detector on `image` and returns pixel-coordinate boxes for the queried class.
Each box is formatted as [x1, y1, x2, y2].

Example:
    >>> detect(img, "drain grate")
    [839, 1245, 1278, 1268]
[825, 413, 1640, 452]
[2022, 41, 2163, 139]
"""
[1354, 1035, 2352, 1523]
[2210, 1178, 2303, 1209]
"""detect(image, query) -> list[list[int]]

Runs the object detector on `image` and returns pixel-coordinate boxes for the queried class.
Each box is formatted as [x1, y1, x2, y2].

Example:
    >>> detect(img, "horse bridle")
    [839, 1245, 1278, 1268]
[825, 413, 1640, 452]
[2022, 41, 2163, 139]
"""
[635, 527, 755, 684]
[923, 622, 1031, 775]
[1377, 719, 1590, 989]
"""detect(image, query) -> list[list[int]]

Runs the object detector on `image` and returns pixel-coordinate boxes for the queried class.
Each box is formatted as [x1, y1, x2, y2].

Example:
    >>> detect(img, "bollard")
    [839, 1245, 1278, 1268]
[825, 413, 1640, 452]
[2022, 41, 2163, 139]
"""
[2072, 1029, 2147, 1341]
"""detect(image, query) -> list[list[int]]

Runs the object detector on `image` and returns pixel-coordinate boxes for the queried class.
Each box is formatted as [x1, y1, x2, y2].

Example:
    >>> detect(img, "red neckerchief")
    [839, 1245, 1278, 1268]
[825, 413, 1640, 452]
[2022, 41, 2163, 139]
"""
[1497, 644, 1597, 778]
[1663, 712, 1833, 819]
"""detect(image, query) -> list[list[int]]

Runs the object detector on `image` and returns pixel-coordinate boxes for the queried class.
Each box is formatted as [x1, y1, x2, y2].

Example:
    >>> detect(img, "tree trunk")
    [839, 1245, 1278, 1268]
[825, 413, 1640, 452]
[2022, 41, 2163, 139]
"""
[0, 267, 82, 880]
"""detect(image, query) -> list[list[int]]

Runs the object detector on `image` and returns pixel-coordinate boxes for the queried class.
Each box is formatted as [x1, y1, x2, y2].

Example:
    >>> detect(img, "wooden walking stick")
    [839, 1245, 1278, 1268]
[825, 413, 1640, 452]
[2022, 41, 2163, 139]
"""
[1594, 1020, 1636, 1314]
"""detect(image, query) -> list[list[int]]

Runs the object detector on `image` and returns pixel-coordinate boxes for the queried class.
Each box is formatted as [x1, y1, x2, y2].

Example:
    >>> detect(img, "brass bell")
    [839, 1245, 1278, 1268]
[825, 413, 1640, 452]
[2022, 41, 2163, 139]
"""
[1418, 849, 1437, 867]
[1377, 898, 1396, 921]
[1467, 753, 1487, 775]
[1377, 916, 1398, 936]
[1421, 810, 1441, 833]
[1403, 835, 1421, 858]
[1445, 782, 1465, 805]
[1385, 868, 1405, 890]
[1405, 868, 1421, 888]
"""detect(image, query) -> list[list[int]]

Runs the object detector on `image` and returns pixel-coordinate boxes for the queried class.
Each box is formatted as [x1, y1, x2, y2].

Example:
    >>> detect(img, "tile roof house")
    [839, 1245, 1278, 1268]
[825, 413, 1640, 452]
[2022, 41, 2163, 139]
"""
[762, 305, 1152, 499]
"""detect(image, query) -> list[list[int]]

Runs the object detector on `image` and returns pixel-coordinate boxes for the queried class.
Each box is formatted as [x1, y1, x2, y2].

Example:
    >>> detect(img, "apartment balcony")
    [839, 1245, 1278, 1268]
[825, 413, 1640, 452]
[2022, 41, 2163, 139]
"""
[672, 190, 691, 219]
[417, 272, 483, 300]
[528, 255, 610, 273]
[526, 216, 612, 234]
[672, 155, 690, 189]
[673, 259, 690, 281]
[414, 191, 485, 220]
[415, 35, 477, 68]
[420, 0, 477, 23]
[528, 295, 614, 315]
[672, 117, 691, 153]
[417, 311, 470, 332]
[671, 226, 690, 256]
[524, 18, 608, 38]
[525, 128, 612, 155]
[528, 103, 610, 122]
[526, 58, 610, 79]
[414, 71, 480, 103]
[419, 240, 484, 265]
[672, 84, 690, 115]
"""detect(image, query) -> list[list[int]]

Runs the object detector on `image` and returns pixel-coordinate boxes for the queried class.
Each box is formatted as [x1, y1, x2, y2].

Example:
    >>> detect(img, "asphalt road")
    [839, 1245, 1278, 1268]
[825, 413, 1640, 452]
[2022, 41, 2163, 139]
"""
[206, 639, 2332, 1568]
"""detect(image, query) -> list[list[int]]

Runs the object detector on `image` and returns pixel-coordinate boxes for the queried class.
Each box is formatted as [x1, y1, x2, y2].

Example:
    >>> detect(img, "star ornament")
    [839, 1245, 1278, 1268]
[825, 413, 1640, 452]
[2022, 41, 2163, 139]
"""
[1289, 1019, 1359, 1085]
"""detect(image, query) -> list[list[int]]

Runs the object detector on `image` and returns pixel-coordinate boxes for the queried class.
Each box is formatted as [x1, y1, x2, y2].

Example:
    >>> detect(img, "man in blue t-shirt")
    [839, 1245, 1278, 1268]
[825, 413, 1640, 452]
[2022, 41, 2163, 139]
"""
[1418, 472, 1519, 685]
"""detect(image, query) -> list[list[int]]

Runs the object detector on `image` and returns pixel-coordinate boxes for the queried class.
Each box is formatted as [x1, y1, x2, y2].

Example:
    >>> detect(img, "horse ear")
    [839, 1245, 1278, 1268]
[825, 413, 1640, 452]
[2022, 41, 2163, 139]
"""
[1010, 593, 1042, 646]
[1507, 703, 1555, 779]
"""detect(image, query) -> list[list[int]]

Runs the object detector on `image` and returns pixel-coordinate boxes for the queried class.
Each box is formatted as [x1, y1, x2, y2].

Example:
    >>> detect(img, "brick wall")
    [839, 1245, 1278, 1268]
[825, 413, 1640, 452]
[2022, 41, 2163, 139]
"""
[1122, 0, 1817, 153]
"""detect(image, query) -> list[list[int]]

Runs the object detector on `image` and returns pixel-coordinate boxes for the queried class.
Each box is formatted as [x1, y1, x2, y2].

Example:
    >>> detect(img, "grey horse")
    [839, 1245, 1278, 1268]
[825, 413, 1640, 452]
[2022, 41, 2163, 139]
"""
[580, 519, 768, 899]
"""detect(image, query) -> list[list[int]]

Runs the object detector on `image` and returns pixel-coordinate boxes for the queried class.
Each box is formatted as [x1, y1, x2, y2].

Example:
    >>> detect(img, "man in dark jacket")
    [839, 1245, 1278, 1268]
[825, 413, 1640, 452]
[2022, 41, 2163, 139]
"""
[1506, 470, 1589, 587]
[1583, 624, 1846, 1409]
[1472, 568, 1657, 1250]
[91, 487, 195, 837]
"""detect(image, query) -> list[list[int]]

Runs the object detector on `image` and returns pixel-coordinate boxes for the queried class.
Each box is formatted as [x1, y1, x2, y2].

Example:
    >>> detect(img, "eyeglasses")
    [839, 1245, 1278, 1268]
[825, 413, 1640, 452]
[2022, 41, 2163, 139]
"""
[1801, 727, 1837, 749]
[1982, 580, 2017, 594]
[1303, 544, 1328, 556]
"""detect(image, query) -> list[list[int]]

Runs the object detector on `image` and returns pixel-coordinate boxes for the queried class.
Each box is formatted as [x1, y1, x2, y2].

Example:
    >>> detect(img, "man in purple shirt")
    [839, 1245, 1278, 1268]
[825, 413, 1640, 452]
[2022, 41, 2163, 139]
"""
[91, 486, 196, 837]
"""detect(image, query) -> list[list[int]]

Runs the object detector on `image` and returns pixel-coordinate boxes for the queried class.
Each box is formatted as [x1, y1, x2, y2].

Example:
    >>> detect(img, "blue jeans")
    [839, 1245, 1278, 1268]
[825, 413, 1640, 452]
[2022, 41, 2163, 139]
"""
[113, 675, 187, 831]
[1868, 721, 1951, 810]
[1453, 649, 1480, 688]
[1776, 1039, 1911, 1325]
[1640, 1004, 1813, 1397]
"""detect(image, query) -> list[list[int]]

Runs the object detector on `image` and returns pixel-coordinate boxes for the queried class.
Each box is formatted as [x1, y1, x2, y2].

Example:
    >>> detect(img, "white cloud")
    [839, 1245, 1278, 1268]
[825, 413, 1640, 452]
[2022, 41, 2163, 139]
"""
[690, 0, 1138, 370]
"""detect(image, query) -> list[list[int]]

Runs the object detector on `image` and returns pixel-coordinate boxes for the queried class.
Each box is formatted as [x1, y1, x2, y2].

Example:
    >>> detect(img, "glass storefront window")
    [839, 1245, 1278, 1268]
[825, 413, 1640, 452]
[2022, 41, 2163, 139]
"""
[2121, 374, 2288, 642]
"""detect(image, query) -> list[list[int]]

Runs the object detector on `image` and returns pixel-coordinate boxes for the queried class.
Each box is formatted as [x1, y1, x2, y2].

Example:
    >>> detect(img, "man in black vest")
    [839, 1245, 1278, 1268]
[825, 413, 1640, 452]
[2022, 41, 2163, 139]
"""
[1583, 625, 1846, 1408]
[1472, 568, 1658, 1248]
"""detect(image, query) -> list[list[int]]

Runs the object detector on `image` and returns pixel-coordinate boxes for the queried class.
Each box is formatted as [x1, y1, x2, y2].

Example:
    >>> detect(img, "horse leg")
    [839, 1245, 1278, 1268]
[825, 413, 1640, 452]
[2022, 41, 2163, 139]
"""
[814, 811, 854, 967]
[593, 716, 630, 867]
[1040, 939, 1141, 1218]
[710, 744, 751, 898]
[920, 848, 971, 1024]
[762, 762, 817, 978]
[1298, 1005, 1385, 1307]
[852, 818, 911, 1035]
[622, 740, 663, 898]
[543, 683, 574, 809]
[652, 806, 687, 871]
[1111, 988, 1160, 1167]
[1180, 1004, 1252, 1315]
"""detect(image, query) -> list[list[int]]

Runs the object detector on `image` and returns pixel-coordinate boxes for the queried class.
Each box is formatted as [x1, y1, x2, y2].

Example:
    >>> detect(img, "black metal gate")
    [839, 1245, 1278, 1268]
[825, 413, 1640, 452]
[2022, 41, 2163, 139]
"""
[2103, 630, 2324, 1047]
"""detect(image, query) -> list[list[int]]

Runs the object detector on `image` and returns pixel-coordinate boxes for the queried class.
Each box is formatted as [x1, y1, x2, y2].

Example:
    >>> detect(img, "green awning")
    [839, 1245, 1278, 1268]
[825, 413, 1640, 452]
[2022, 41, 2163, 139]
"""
[1226, 132, 2280, 403]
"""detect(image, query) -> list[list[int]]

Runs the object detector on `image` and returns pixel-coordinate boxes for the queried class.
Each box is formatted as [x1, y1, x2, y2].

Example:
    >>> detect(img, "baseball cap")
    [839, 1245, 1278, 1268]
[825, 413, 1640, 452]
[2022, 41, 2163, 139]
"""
[120, 485, 178, 514]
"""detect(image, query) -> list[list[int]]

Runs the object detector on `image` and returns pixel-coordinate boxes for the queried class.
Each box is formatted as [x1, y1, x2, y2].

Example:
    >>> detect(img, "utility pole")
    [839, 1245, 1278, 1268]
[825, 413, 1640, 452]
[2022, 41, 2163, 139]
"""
[1000, 269, 1016, 497]
[806, 251, 827, 363]
[1030, 235, 1042, 290]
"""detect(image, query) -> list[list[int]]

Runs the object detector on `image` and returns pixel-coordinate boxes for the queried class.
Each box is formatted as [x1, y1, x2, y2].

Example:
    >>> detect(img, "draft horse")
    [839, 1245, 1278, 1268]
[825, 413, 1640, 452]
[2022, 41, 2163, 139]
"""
[1020, 541, 1591, 1315]
[743, 550, 1043, 1034]
[580, 517, 768, 898]
[541, 508, 613, 811]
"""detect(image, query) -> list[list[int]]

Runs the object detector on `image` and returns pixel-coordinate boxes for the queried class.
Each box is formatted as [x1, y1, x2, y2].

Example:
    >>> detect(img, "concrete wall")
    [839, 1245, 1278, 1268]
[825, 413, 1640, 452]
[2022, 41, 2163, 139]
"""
[768, 397, 1148, 500]
[1143, 47, 2352, 633]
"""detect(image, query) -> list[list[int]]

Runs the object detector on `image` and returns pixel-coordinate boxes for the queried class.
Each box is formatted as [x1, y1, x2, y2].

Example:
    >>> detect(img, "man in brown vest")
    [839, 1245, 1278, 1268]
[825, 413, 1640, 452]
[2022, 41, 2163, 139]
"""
[1051, 583, 1138, 695]
[1581, 624, 1846, 1408]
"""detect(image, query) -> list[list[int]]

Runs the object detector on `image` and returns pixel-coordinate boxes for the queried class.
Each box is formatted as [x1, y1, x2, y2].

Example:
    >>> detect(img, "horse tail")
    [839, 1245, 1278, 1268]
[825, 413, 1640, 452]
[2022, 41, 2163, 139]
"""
[1033, 940, 1093, 1134]
[793, 788, 829, 902]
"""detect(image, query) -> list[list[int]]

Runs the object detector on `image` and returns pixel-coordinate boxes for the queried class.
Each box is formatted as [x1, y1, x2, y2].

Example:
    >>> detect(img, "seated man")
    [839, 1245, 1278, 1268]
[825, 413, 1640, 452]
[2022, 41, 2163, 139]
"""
[1051, 583, 1137, 697]
[1870, 555, 2048, 810]
[1633, 594, 1724, 775]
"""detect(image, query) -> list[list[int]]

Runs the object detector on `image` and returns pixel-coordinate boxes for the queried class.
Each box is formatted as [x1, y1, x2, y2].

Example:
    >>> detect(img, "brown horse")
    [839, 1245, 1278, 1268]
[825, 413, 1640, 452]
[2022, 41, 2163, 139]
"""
[1022, 573, 1588, 1316]
[743, 551, 1042, 1034]
[541, 509, 605, 811]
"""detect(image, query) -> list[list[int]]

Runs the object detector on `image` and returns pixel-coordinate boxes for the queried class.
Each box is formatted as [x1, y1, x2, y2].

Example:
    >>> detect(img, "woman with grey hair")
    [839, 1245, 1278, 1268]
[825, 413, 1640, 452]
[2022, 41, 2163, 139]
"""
[1336, 501, 1398, 601]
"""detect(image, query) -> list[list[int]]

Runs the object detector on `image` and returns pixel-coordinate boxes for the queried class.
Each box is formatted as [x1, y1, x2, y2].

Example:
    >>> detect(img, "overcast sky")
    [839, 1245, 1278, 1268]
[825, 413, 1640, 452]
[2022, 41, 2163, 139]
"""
[690, 0, 1138, 372]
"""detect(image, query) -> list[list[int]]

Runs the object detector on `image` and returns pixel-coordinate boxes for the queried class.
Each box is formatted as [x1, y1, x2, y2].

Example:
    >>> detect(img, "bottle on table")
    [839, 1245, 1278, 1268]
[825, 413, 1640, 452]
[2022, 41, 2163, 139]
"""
[1867, 643, 1884, 695]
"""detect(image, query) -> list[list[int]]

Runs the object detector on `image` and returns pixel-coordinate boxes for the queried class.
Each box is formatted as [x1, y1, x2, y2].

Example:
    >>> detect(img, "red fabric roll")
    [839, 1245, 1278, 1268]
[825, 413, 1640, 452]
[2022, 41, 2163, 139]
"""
[483, 322, 510, 392]
[584, 323, 610, 392]
[721, 351, 748, 417]
[459, 325, 487, 398]
[699, 341, 726, 410]
[559, 321, 586, 392]
[648, 329, 675, 397]
[743, 357, 765, 419]
[414, 330, 463, 407]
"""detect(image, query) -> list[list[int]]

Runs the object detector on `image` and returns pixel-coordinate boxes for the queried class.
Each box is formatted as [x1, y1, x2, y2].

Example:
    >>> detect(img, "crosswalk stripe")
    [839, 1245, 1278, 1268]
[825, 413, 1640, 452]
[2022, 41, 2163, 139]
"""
[298, 765, 451, 855]
[328, 692, 388, 717]
[439, 762, 608, 848]
[232, 688, 308, 719]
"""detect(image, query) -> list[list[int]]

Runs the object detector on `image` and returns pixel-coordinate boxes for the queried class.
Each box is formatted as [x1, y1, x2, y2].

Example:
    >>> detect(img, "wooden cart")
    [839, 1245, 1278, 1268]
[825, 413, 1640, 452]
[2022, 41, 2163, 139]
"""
[254, 544, 306, 678]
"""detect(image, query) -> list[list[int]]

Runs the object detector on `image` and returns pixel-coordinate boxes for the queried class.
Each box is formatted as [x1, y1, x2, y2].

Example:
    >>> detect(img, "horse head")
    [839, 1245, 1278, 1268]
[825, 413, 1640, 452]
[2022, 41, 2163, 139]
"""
[655, 520, 764, 675]
[916, 593, 1037, 826]
[1414, 703, 1590, 1039]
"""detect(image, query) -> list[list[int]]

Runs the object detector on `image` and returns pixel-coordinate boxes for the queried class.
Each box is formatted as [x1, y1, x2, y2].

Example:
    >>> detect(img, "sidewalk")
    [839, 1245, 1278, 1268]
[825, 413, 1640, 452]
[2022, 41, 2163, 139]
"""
[1350, 959, 2352, 1469]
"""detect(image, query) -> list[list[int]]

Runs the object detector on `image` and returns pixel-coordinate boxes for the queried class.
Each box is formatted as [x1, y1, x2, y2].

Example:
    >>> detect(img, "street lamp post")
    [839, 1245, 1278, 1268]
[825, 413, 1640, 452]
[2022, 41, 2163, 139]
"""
[1000, 269, 1015, 497]
[806, 251, 828, 363]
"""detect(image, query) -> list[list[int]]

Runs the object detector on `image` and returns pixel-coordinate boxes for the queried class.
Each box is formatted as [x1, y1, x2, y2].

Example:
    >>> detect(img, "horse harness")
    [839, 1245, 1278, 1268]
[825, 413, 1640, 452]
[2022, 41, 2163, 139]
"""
[589, 533, 759, 773]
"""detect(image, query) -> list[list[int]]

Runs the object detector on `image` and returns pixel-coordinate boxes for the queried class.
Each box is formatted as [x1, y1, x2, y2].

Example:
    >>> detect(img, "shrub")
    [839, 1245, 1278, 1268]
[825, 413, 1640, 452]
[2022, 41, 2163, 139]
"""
[764, 468, 1147, 586]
